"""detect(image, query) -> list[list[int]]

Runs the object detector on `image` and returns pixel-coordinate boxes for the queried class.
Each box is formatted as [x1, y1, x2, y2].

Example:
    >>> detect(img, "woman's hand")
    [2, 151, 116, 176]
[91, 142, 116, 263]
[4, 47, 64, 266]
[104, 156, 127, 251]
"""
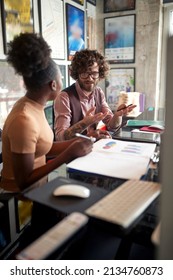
[65, 138, 93, 162]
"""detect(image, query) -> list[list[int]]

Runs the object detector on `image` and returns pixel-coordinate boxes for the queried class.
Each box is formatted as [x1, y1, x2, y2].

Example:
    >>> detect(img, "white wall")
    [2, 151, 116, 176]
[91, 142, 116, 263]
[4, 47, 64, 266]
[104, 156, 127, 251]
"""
[96, 0, 162, 114]
[0, 0, 169, 121]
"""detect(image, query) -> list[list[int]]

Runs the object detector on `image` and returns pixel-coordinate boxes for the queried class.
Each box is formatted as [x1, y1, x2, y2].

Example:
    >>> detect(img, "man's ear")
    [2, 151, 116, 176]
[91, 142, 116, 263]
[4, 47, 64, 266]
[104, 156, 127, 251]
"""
[49, 80, 57, 91]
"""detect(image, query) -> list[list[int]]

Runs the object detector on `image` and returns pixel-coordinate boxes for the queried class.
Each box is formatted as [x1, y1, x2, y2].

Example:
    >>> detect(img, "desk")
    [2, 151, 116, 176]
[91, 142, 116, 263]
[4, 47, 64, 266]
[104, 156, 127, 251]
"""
[16, 111, 162, 259]
[22, 175, 160, 260]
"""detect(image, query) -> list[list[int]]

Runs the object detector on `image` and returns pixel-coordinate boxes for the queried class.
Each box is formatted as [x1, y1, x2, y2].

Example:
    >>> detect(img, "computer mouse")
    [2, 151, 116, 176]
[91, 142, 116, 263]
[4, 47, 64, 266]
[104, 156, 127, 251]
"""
[53, 184, 90, 198]
[149, 125, 164, 130]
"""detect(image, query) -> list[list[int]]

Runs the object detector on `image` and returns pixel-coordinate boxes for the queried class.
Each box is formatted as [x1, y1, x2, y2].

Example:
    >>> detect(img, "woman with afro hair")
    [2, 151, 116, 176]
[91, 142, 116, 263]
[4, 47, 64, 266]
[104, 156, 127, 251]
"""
[0, 33, 92, 193]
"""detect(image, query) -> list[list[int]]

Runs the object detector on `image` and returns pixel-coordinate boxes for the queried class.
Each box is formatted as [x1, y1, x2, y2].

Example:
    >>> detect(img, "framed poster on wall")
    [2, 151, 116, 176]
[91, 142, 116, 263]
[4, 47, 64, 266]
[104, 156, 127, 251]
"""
[39, 0, 65, 60]
[87, 0, 96, 6]
[104, 15, 135, 63]
[104, 0, 135, 13]
[66, 3, 85, 61]
[105, 68, 135, 111]
[1, 0, 34, 54]
[72, 0, 84, 5]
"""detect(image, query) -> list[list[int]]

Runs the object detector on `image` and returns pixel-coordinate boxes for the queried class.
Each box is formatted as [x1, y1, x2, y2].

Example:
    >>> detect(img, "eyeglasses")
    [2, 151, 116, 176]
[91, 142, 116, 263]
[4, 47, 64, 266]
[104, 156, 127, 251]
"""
[79, 72, 99, 79]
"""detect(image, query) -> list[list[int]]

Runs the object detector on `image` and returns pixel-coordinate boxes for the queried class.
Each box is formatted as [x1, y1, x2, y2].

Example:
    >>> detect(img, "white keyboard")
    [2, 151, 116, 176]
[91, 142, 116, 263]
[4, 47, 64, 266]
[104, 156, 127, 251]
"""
[16, 212, 89, 260]
[85, 180, 161, 229]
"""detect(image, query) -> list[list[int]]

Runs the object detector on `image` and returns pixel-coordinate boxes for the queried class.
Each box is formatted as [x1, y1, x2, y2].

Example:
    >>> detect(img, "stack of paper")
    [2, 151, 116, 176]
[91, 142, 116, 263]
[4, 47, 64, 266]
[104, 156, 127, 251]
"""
[67, 139, 156, 180]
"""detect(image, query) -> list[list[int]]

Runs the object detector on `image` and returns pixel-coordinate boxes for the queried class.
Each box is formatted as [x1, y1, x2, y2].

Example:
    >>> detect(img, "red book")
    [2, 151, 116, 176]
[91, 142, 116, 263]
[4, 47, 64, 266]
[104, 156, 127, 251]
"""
[140, 126, 164, 133]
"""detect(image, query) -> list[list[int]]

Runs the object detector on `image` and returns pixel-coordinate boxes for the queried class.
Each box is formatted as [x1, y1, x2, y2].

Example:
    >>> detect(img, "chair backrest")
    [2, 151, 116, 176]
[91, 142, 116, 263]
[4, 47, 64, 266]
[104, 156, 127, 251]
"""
[44, 104, 55, 140]
[44, 104, 54, 130]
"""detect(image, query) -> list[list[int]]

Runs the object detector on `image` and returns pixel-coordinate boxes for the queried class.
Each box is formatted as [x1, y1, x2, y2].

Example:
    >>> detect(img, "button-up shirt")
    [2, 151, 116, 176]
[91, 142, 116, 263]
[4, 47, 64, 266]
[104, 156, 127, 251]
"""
[54, 81, 121, 140]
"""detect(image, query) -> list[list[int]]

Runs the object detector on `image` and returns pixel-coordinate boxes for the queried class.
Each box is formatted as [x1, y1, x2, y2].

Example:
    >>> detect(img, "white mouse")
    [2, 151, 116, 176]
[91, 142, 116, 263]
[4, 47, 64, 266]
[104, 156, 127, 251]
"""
[53, 184, 90, 198]
[149, 124, 164, 130]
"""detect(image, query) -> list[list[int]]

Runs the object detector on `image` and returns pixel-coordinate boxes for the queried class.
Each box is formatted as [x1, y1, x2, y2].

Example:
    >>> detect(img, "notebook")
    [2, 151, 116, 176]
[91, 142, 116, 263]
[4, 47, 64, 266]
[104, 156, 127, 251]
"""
[126, 120, 164, 128]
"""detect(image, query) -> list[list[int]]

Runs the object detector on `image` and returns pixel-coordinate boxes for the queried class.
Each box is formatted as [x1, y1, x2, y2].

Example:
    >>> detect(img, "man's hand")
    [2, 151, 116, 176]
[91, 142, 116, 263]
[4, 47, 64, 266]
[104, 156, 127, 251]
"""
[115, 103, 137, 117]
[83, 107, 108, 126]
[87, 128, 112, 140]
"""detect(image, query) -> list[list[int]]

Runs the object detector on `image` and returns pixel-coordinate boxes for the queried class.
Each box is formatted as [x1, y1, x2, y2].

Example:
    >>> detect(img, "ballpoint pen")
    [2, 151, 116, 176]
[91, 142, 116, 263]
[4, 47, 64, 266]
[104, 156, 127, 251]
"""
[117, 104, 133, 112]
[75, 133, 96, 143]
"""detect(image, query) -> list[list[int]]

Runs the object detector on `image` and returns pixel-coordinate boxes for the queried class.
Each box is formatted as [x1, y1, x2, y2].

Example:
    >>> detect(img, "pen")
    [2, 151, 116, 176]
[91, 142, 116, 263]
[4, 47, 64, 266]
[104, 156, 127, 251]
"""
[117, 104, 133, 112]
[75, 133, 96, 143]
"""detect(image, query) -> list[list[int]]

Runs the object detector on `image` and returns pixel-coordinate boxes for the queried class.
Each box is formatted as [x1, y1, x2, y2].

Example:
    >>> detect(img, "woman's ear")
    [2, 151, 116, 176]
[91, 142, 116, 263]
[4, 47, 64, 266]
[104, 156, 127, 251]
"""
[49, 80, 57, 91]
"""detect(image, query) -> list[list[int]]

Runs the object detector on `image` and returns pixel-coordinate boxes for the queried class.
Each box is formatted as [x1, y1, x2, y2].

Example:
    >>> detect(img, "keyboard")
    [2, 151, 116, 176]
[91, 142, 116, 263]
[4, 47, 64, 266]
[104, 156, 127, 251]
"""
[85, 180, 161, 229]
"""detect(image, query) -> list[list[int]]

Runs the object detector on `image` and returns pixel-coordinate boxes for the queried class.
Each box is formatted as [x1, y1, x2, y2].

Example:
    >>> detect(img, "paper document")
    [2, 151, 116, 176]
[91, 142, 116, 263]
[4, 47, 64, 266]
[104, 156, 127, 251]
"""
[67, 139, 156, 180]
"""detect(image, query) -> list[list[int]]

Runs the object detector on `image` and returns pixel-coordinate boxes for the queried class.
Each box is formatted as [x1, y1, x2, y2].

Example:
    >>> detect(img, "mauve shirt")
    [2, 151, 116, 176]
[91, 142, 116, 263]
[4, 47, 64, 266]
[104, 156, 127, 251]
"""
[54, 81, 121, 140]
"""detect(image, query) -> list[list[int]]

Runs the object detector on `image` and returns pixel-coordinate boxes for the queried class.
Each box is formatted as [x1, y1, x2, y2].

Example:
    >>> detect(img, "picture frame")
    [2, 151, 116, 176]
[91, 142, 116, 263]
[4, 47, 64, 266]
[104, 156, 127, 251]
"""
[71, 0, 84, 6]
[105, 68, 135, 111]
[39, 0, 65, 60]
[0, 0, 34, 55]
[66, 3, 85, 61]
[104, 15, 136, 63]
[87, 0, 97, 6]
[104, 0, 135, 13]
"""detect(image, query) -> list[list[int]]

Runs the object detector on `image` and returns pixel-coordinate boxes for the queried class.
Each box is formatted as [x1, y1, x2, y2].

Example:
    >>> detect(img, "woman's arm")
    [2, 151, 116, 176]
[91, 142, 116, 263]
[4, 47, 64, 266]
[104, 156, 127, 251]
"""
[47, 138, 76, 156]
[12, 138, 93, 191]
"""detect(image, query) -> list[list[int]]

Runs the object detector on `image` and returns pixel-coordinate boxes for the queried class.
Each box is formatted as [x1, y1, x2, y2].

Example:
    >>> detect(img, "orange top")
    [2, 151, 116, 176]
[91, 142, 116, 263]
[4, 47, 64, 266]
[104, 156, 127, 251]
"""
[1, 96, 53, 192]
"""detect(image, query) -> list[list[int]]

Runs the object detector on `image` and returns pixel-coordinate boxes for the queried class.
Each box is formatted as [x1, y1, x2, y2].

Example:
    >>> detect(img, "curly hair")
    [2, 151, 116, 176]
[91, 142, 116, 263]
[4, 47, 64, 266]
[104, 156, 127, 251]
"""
[69, 49, 110, 80]
[7, 33, 58, 91]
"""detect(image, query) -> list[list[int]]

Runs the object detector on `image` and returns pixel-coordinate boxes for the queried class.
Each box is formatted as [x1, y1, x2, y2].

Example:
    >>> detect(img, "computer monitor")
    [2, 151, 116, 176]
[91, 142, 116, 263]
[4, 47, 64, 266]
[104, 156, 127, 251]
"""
[158, 36, 173, 259]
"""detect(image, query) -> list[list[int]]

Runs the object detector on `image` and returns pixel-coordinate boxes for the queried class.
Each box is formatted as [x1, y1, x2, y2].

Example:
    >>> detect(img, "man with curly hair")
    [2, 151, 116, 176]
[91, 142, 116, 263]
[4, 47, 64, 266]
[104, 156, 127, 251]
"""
[54, 49, 136, 141]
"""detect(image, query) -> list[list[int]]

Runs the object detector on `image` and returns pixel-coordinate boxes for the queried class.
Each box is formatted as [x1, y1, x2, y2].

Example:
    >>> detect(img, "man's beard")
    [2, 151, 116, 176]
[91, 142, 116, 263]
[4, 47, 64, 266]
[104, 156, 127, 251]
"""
[78, 80, 97, 93]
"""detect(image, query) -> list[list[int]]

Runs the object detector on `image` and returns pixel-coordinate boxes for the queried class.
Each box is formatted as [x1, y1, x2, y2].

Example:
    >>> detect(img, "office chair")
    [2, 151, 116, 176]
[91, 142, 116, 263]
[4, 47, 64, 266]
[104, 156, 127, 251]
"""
[44, 104, 55, 134]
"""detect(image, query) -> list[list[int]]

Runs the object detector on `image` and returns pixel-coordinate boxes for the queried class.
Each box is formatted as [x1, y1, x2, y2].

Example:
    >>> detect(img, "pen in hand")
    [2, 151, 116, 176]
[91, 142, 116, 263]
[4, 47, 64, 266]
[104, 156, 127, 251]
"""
[117, 104, 133, 112]
[75, 133, 96, 143]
